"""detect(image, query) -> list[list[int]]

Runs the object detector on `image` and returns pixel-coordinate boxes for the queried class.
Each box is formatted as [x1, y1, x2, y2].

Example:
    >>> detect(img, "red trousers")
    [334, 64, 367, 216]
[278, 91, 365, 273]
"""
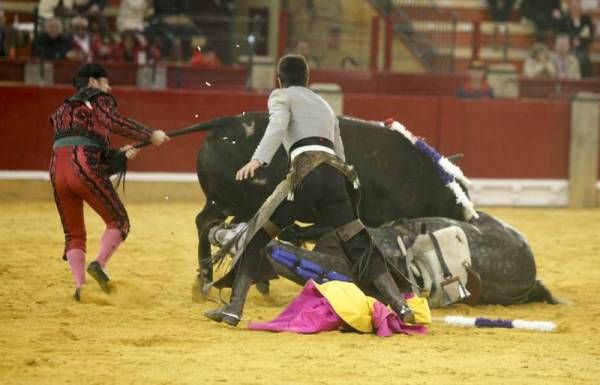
[50, 146, 129, 257]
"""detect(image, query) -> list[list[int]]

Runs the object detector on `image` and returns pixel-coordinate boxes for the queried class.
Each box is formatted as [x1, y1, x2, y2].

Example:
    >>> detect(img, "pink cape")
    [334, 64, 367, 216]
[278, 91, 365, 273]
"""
[248, 281, 427, 337]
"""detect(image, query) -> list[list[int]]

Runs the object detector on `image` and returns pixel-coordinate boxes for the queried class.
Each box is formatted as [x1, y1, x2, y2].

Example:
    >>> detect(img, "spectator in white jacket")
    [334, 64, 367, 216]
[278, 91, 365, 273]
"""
[524, 43, 557, 78]
[117, 0, 152, 33]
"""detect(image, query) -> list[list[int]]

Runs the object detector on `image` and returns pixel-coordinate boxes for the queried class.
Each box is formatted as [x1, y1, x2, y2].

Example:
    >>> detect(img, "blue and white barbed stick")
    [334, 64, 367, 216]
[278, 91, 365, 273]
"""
[435, 315, 557, 332]
[383, 119, 479, 220]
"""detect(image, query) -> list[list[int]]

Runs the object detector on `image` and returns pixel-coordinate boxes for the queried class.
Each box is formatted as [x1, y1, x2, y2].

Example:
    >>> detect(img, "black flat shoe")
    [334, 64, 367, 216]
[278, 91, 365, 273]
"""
[87, 261, 111, 293]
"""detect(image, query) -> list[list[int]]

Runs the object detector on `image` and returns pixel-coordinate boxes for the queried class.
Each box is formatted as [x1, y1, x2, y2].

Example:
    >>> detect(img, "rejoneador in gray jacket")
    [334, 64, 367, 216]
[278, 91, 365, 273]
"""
[204, 54, 415, 327]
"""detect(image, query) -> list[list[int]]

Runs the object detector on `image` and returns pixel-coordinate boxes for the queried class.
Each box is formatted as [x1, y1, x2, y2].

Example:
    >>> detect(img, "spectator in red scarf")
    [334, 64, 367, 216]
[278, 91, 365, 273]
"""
[190, 43, 222, 69]
[457, 61, 494, 99]
[66, 16, 93, 61]
[114, 30, 160, 64]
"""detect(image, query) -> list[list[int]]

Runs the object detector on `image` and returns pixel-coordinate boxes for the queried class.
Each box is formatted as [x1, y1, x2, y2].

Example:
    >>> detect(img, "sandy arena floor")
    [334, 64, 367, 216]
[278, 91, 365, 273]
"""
[1, 199, 599, 385]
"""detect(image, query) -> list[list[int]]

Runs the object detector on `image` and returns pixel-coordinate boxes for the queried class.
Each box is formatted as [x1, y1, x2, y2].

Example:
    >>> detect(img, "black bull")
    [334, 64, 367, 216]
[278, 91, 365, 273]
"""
[266, 212, 558, 306]
[192, 112, 556, 304]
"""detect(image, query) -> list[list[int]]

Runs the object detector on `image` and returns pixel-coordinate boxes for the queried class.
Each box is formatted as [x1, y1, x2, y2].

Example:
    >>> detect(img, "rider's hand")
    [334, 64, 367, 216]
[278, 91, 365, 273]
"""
[120, 145, 139, 159]
[151, 130, 170, 145]
[236, 159, 263, 181]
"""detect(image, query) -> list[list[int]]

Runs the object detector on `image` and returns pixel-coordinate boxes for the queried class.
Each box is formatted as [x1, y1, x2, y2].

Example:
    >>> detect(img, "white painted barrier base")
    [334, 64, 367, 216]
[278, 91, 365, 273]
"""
[1, 171, 599, 206]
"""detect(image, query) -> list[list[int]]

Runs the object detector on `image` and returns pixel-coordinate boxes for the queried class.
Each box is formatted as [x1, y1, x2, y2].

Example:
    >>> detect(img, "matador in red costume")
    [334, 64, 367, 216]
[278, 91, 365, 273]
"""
[49, 63, 169, 300]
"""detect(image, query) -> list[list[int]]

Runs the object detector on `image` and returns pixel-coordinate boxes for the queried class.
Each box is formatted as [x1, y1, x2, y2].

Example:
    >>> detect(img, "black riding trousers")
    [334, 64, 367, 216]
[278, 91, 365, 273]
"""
[240, 163, 387, 287]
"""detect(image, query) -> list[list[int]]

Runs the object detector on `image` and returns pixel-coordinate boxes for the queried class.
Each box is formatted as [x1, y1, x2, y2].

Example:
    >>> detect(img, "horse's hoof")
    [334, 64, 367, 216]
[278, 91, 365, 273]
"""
[192, 277, 212, 303]
[202, 283, 212, 298]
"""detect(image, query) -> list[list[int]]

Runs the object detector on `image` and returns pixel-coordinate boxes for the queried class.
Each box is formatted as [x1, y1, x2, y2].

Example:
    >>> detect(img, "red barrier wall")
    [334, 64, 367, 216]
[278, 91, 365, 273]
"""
[344, 94, 572, 178]
[437, 98, 571, 178]
[0, 85, 576, 179]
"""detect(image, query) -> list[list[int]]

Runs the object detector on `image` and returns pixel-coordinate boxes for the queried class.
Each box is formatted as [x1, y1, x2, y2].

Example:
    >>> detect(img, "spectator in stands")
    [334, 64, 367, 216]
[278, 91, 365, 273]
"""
[117, 0, 152, 35]
[152, 0, 190, 15]
[0, 6, 5, 57]
[38, 0, 74, 20]
[66, 16, 93, 62]
[35, 17, 70, 60]
[565, 0, 595, 77]
[0, 6, 17, 58]
[147, 0, 200, 60]
[73, 0, 109, 38]
[341, 56, 359, 70]
[114, 30, 159, 64]
[190, 43, 222, 69]
[90, 31, 113, 61]
[487, 0, 515, 22]
[457, 61, 494, 99]
[552, 34, 581, 79]
[65, 15, 113, 62]
[524, 43, 557, 78]
[520, 0, 566, 41]
[290, 39, 319, 68]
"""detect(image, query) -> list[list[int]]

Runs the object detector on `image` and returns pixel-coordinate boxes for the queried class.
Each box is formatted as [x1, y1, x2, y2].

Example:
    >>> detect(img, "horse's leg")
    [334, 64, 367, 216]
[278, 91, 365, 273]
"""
[193, 199, 225, 302]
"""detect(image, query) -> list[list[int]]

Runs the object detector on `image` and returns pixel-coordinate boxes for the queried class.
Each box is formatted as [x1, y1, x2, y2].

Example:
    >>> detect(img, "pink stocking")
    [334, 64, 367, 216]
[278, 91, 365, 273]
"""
[66, 249, 86, 288]
[95, 228, 123, 267]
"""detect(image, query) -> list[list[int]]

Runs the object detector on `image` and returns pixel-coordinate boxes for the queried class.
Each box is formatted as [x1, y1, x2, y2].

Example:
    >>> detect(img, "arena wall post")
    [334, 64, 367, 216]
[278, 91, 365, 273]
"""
[569, 92, 600, 208]
[24, 61, 54, 86]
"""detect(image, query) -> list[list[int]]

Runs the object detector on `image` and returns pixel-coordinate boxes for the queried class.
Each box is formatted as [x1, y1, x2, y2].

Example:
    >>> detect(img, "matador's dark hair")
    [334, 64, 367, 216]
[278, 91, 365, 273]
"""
[72, 63, 108, 89]
[277, 54, 309, 87]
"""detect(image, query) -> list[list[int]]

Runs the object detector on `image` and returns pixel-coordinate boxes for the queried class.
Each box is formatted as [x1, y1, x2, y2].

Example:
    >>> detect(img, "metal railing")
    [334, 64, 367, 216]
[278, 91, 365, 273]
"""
[369, 0, 458, 73]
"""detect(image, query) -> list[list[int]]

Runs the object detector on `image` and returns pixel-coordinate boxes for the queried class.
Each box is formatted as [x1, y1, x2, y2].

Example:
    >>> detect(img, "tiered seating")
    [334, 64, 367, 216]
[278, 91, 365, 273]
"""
[394, 0, 600, 74]
[2, 0, 121, 22]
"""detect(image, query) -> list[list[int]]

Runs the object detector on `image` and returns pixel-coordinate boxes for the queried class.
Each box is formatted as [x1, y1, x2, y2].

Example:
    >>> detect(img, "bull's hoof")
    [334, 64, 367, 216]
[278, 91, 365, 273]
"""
[255, 281, 270, 296]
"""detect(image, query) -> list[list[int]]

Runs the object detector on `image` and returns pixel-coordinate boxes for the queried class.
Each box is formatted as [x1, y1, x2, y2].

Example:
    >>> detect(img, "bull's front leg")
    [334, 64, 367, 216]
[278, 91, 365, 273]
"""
[193, 200, 225, 302]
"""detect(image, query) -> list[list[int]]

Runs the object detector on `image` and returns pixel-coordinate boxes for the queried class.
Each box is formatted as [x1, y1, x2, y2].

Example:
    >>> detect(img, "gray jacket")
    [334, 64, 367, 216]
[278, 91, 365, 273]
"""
[251, 86, 345, 165]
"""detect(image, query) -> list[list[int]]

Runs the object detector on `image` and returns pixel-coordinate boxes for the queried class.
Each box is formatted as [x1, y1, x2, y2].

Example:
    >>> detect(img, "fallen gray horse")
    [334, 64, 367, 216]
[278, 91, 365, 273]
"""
[252, 211, 558, 307]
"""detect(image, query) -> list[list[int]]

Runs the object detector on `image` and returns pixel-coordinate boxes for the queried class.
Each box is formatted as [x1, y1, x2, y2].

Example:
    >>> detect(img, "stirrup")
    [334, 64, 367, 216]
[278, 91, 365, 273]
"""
[222, 311, 242, 327]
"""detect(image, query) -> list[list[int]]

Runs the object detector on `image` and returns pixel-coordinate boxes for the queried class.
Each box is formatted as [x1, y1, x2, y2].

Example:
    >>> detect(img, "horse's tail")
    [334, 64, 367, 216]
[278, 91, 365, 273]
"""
[526, 280, 560, 304]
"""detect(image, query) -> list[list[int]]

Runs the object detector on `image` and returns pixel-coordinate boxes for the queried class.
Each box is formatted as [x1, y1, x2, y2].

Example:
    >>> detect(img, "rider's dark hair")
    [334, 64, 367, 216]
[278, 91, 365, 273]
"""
[277, 54, 309, 87]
